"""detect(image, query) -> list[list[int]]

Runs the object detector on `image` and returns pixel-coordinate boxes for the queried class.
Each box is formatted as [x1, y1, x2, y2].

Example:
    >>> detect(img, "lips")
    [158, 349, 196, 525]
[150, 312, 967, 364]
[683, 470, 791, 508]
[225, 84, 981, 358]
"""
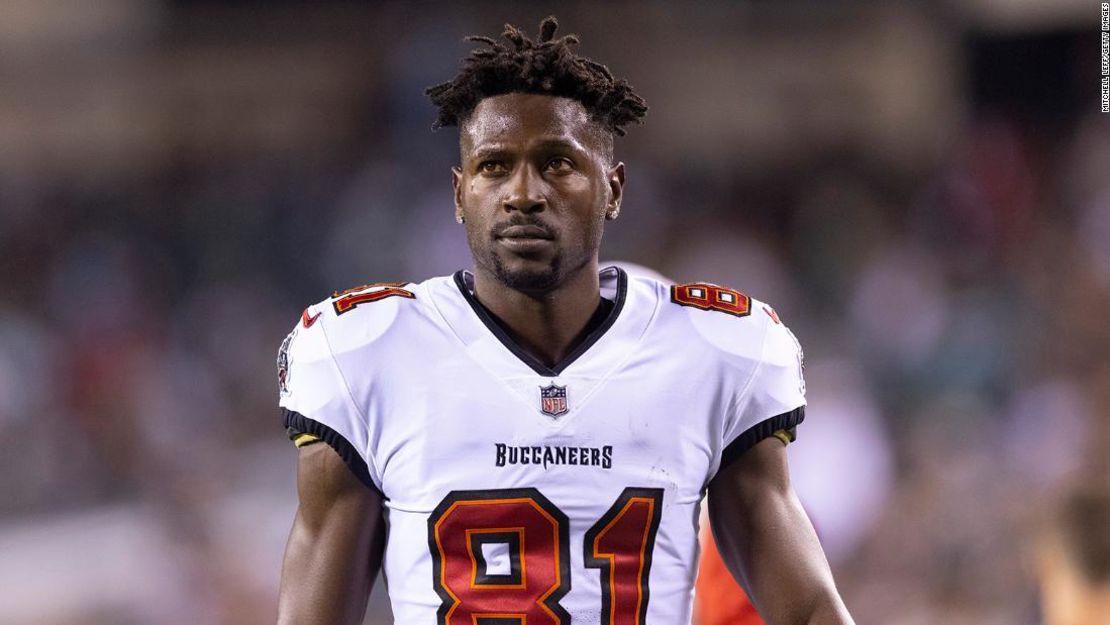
[496, 224, 553, 240]
[494, 223, 555, 255]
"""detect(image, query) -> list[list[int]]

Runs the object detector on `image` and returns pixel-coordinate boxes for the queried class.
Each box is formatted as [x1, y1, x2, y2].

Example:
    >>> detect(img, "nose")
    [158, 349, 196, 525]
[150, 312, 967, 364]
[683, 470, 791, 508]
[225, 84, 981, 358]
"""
[503, 164, 546, 214]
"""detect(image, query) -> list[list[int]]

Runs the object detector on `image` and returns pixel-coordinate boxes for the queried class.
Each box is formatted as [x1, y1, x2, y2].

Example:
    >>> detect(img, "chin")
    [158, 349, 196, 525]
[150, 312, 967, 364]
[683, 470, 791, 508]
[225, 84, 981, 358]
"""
[492, 255, 562, 292]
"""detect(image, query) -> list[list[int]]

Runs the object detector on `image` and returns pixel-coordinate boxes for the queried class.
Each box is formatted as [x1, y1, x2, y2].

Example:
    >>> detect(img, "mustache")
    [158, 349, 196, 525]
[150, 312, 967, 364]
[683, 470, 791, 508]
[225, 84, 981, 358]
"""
[491, 217, 557, 239]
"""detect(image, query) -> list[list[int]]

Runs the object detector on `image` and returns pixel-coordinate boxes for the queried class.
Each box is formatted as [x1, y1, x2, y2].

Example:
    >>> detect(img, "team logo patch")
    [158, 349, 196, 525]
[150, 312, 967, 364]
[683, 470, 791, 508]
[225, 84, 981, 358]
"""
[786, 327, 806, 397]
[539, 383, 568, 418]
[277, 329, 295, 397]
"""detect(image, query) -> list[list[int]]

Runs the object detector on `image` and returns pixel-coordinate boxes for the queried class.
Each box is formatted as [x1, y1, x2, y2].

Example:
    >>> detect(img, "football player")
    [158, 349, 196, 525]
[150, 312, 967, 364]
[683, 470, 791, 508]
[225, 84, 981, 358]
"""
[276, 17, 853, 625]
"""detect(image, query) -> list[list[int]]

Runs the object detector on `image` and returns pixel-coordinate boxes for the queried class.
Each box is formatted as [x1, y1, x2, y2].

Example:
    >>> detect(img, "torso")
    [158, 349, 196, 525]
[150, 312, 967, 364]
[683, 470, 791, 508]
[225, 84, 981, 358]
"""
[279, 267, 806, 625]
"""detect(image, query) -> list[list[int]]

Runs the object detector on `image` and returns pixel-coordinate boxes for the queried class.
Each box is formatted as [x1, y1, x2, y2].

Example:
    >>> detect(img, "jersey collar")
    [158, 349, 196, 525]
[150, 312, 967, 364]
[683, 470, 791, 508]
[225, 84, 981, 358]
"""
[451, 267, 628, 377]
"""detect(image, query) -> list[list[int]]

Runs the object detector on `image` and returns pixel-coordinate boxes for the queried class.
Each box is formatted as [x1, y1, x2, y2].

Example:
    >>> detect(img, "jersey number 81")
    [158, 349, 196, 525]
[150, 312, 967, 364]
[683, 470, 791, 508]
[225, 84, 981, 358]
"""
[428, 487, 664, 625]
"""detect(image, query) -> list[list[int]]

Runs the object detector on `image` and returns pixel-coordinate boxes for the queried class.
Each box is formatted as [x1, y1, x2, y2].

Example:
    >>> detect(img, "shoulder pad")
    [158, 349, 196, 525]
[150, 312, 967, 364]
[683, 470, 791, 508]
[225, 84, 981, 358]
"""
[669, 281, 775, 360]
[307, 281, 419, 349]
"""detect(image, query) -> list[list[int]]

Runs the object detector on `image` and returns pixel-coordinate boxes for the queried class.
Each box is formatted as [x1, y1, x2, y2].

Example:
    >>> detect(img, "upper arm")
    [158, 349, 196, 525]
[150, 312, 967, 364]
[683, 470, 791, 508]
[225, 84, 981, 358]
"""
[707, 438, 853, 625]
[278, 442, 386, 625]
[275, 299, 401, 624]
[706, 436, 799, 593]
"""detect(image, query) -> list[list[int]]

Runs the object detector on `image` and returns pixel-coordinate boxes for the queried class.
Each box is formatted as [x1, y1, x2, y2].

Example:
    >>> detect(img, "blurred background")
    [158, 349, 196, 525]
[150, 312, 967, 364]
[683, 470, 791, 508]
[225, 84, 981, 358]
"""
[1, 1, 1107, 623]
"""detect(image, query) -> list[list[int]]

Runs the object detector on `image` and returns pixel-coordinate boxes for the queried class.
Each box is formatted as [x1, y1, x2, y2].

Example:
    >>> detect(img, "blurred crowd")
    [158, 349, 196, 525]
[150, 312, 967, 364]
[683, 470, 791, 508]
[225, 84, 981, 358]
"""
[1, 2, 1107, 624]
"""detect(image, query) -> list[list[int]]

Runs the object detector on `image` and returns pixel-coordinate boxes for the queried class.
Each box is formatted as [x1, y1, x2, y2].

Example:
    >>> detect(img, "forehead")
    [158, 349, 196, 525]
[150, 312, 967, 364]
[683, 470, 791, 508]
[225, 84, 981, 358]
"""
[461, 93, 601, 153]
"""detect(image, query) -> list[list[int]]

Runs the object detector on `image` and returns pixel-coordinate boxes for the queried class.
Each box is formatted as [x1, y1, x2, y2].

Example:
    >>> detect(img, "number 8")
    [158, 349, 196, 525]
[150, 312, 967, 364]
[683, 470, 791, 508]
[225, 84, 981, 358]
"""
[671, 282, 751, 317]
[429, 489, 570, 625]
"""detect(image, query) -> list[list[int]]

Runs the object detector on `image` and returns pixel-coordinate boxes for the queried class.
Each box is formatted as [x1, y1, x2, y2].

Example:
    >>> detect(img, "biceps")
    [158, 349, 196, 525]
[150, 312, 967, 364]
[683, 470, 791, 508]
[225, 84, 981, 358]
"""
[295, 442, 381, 531]
[279, 444, 384, 625]
[707, 439, 836, 619]
[707, 470, 810, 568]
[712, 438, 816, 579]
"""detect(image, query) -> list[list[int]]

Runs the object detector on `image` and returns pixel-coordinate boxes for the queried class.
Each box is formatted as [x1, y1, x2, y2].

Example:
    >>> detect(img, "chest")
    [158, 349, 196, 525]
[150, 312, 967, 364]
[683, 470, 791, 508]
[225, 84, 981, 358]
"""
[365, 348, 732, 510]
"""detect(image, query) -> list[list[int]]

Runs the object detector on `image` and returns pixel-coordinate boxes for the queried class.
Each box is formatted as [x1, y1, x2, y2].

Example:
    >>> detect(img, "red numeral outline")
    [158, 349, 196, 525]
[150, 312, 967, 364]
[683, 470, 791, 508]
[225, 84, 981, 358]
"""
[331, 281, 413, 315]
[671, 282, 751, 317]
[428, 489, 571, 625]
[584, 488, 664, 625]
[428, 488, 665, 625]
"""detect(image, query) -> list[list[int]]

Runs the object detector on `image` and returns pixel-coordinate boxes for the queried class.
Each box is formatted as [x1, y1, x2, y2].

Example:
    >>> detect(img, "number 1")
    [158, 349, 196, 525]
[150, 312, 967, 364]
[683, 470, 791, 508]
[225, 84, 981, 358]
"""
[585, 488, 664, 625]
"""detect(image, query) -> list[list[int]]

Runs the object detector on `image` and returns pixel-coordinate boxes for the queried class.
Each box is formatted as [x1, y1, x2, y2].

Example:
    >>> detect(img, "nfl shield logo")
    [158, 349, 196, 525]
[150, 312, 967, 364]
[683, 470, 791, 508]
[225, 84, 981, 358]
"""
[539, 383, 568, 418]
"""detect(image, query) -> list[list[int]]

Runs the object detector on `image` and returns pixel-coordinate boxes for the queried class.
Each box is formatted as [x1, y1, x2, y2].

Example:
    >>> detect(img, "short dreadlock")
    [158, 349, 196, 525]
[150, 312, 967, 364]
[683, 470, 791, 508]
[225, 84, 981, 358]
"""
[425, 16, 647, 138]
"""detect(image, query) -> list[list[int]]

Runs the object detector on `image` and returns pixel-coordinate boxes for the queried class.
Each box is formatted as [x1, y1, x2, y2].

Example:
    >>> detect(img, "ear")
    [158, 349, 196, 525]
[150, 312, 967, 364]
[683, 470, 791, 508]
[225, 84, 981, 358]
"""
[605, 162, 625, 220]
[452, 166, 464, 223]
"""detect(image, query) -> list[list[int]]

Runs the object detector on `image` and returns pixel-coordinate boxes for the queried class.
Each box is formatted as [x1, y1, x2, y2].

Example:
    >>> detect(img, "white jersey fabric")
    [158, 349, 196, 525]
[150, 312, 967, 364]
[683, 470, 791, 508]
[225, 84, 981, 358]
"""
[278, 267, 806, 625]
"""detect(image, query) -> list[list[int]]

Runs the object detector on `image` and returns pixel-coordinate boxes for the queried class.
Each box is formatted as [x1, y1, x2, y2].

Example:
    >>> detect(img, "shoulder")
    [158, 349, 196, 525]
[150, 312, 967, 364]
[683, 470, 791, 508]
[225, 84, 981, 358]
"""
[310, 277, 441, 344]
[650, 277, 800, 365]
[279, 277, 443, 370]
[317, 279, 422, 343]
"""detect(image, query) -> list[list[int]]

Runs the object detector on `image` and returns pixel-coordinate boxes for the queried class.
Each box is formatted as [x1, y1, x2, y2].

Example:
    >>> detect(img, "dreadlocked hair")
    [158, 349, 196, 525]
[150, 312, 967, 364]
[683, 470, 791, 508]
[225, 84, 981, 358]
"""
[425, 16, 647, 137]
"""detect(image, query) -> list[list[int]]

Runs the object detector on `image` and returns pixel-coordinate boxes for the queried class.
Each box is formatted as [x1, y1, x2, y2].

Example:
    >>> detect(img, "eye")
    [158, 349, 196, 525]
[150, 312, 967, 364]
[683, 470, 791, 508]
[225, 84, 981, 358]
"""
[545, 157, 574, 173]
[478, 160, 508, 175]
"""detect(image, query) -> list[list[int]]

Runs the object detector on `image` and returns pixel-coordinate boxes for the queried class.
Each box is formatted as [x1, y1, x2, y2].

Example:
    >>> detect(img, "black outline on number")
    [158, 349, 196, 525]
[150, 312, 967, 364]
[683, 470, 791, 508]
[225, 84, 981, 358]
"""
[469, 529, 524, 587]
[428, 488, 572, 625]
[583, 487, 665, 625]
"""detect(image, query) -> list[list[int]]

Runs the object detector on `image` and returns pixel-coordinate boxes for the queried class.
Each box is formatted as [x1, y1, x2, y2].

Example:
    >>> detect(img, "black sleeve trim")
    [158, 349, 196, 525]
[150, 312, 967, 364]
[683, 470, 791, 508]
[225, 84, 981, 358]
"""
[282, 408, 381, 496]
[719, 406, 806, 472]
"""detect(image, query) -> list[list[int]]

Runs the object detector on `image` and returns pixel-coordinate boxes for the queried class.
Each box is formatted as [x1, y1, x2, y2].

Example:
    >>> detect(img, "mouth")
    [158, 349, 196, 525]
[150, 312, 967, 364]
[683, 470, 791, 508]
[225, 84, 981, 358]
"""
[496, 224, 554, 240]
[494, 224, 555, 254]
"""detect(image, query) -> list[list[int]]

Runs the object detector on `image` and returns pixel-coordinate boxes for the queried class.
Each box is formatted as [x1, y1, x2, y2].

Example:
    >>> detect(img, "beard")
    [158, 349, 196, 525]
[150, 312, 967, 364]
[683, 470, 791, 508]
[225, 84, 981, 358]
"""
[489, 251, 563, 292]
[465, 210, 599, 294]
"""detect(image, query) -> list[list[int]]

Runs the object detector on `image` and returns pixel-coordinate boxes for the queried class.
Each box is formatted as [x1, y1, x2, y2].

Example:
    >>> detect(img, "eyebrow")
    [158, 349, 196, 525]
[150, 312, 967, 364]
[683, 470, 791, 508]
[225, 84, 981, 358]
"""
[469, 145, 511, 161]
[469, 137, 589, 161]
[533, 137, 587, 153]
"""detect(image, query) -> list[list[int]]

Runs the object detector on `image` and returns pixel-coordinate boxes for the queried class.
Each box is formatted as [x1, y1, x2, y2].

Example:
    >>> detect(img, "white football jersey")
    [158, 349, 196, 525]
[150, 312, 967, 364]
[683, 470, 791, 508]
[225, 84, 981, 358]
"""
[277, 267, 806, 625]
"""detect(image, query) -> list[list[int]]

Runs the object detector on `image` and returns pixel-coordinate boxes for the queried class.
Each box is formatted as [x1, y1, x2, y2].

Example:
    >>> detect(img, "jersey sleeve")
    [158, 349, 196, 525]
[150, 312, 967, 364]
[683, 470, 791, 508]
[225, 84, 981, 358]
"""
[277, 308, 376, 491]
[719, 316, 807, 468]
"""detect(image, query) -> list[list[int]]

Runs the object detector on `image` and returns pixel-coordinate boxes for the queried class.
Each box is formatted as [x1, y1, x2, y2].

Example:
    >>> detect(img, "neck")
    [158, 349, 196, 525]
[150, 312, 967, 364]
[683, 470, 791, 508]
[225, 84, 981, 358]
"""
[471, 262, 601, 368]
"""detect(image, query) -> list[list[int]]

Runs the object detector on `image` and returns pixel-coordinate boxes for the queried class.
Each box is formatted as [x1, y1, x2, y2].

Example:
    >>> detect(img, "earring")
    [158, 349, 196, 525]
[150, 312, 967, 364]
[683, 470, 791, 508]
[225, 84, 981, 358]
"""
[456, 213, 465, 224]
[606, 209, 619, 220]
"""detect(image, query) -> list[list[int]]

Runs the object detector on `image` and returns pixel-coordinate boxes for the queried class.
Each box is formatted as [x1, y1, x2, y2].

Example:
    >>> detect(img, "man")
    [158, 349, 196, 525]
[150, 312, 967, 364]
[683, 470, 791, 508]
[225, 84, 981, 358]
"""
[276, 17, 853, 625]
[1036, 486, 1110, 625]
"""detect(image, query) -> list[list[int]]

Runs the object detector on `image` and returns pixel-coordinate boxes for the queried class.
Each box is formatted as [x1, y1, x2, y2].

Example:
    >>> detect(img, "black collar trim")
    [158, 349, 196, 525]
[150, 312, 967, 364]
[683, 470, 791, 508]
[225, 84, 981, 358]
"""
[452, 267, 628, 377]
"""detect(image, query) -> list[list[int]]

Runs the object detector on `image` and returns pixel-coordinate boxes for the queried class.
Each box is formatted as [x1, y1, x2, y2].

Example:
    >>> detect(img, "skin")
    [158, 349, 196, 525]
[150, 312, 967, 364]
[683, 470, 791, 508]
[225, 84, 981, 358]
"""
[1037, 534, 1110, 625]
[452, 93, 624, 367]
[278, 91, 853, 625]
[277, 443, 384, 625]
[709, 437, 855, 625]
